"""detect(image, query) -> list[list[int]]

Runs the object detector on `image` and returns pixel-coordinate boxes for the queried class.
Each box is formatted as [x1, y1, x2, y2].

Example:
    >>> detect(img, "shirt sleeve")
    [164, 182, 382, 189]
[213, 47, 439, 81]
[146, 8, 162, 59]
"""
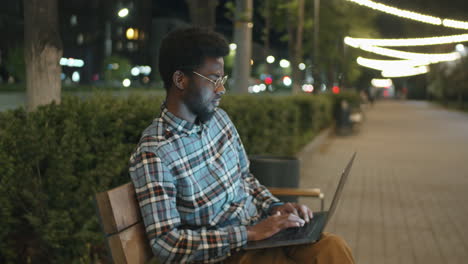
[129, 151, 247, 263]
[231, 125, 283, 215]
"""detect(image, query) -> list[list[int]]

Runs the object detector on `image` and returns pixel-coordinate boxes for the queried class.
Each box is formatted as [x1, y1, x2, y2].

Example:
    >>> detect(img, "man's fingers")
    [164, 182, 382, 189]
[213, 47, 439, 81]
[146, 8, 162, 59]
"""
[292, 208, 299, 216]
[299, 205, 310, 222]
[279, 218, 303, 229]
[269, 206, 313, 230]
[299, 205, 314, 223]
[284, 203, 299, 216]
[273, 213, 304, 227]
[287, 213, 305, 225]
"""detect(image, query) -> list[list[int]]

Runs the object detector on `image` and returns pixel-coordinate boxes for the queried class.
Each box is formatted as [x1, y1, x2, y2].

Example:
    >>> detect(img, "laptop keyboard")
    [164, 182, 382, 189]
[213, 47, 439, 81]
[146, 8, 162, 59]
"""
[271, 221, 314, 240]
[267, 212, 324, 241]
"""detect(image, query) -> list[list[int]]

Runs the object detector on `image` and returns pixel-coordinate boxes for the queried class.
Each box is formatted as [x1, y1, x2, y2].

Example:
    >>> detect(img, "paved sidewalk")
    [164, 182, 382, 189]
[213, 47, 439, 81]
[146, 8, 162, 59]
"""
[298, 100, 468, 264]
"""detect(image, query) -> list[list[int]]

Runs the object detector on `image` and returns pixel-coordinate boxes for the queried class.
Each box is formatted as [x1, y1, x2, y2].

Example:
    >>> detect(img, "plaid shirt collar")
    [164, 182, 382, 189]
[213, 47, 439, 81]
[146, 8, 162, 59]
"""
[160, 104, 206, 136]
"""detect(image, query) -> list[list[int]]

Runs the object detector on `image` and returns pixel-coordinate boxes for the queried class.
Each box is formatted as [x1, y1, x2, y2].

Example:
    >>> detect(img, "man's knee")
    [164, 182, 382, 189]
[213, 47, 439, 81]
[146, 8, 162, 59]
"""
[318, 232, 348, 248]
[313, 232, 354, 263]
[285, 233, 355, 264]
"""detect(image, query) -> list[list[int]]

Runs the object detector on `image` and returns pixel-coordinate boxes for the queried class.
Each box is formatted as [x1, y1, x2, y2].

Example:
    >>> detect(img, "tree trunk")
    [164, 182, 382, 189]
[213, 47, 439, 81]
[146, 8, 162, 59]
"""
[24, 0, 62, 112]
[232, 0, 253, 93]
[186, 0, 218, 29]
[287, 1, 295, 91]
[291, 0, 304, 94]
[264, 0, 271, 75]
[311, 0, 320, 89]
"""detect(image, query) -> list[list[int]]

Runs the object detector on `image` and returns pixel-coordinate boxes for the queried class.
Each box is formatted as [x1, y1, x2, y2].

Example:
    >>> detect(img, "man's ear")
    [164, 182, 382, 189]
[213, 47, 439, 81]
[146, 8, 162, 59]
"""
[172, 70, 186, 91]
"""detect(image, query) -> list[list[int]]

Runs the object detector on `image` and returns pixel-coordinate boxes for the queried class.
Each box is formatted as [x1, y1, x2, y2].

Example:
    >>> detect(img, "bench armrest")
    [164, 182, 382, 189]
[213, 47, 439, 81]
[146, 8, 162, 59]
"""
[267, 187, 325, 210]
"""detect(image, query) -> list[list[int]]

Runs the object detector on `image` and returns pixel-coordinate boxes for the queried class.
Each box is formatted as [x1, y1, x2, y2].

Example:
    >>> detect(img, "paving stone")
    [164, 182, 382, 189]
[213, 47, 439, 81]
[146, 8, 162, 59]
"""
[298, 101, 468, 264]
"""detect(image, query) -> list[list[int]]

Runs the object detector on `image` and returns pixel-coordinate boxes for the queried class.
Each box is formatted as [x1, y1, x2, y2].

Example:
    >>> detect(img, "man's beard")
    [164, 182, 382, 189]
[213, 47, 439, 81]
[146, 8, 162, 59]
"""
[184, 84, 216, 123]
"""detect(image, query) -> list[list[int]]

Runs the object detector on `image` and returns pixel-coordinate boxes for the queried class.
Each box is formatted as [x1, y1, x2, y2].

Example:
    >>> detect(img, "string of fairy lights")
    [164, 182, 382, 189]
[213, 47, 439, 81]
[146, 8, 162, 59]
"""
[345, 0, 468, 29]
[344, 34, 468, 47]
[343, 0, 468, 78]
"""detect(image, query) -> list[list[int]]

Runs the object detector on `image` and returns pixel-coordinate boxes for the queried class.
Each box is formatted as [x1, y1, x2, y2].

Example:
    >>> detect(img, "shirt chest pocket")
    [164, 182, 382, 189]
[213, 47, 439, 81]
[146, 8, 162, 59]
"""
[176, 175, 215, 226]
[175, 143, 241, 225]
[206, 143, 242, 202]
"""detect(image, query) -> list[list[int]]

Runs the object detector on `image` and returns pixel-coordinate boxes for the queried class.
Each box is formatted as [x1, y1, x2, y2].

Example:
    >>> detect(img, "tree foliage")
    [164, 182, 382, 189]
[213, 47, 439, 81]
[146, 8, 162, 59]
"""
[257, 0, 379, 88]
[4, 46, 26, 82]
[428, 56, 468, 107]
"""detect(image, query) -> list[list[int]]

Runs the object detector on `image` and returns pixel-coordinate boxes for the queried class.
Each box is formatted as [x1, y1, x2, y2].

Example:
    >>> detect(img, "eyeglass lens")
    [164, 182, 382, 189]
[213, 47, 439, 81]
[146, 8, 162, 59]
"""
[216, 76, 228, 87]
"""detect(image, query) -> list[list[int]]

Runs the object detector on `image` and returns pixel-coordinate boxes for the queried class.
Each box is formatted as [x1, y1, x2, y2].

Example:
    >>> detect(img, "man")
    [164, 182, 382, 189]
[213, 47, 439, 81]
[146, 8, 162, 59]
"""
[129, 27, 355, 264]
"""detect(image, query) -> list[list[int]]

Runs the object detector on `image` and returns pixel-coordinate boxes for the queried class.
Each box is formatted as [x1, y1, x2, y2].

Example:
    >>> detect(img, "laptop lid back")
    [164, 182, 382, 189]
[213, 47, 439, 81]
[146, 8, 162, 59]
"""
[322, 152, 357, 230]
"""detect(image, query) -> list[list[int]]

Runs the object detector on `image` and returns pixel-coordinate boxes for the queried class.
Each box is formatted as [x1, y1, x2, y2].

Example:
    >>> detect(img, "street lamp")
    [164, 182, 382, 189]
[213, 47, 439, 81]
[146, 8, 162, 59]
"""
[279, 59, 290, 68]
[229, 43, 237, 51]
[266, 55, 275, 64]
[118, 8, 129, 18]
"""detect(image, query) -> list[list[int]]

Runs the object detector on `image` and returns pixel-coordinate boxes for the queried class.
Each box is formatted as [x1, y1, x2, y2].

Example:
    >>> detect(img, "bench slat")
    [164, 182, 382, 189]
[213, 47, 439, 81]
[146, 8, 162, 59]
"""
[96, 182, 141, 235]
[108, 222, 153, 264]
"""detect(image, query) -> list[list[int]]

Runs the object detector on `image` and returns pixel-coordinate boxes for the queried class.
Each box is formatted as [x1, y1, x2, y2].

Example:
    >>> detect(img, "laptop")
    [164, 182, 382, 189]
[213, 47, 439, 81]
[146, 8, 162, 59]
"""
[245, 152, 357, 250]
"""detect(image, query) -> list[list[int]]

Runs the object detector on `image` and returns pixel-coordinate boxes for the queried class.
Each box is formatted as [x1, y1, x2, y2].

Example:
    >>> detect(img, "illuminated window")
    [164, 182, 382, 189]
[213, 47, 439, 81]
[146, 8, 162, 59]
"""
[127, 42, 134, 51]
[116, 41, 123, 51]
[126, 28, 139, 40]
[77, 33, 84, 45]
[70, 15, 77, 26]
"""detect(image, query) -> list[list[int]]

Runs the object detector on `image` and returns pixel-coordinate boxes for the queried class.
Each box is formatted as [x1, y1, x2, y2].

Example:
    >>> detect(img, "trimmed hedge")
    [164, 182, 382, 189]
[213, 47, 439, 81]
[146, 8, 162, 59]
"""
[0, 92, 358, 263]
[220, 94, 333, 155]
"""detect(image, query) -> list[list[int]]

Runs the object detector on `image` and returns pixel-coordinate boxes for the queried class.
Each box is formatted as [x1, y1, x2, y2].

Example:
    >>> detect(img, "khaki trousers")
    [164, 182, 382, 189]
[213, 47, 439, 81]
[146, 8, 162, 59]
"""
[225, 232, 355, 264]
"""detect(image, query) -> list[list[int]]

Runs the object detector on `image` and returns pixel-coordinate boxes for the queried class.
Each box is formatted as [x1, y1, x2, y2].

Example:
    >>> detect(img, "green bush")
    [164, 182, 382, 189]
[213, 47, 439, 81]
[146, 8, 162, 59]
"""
[428, 57, 468, 107]
[0, 94, 162, 263]
[0, 92, 346, 263]
[220, 94, 334, 155]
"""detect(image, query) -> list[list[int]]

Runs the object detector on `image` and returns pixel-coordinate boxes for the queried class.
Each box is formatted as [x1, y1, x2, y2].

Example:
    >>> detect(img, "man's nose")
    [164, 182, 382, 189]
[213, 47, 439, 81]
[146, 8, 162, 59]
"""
[216, 83, 226, 95]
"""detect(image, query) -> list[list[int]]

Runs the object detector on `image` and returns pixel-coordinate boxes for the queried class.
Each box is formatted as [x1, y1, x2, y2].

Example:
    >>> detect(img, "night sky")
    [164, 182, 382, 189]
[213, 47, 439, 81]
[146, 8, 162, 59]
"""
[152, 0, 282, 46]
[372, 0, 467, 37]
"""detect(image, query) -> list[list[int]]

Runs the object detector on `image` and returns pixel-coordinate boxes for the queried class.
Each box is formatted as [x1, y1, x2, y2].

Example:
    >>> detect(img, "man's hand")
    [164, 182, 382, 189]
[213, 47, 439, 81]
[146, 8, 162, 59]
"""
[270, 203, 314, 223]
[246, 212, 305, 241]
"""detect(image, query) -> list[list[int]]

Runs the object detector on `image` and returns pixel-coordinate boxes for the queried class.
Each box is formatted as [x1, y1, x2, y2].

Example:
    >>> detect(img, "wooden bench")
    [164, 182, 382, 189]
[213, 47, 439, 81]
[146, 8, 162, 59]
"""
[95, 182, 324, 264]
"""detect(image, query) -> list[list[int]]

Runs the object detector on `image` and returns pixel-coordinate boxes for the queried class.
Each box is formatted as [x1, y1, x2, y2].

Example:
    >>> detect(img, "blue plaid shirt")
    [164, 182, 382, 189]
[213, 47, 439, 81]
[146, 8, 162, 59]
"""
[129, 106, 281, 263]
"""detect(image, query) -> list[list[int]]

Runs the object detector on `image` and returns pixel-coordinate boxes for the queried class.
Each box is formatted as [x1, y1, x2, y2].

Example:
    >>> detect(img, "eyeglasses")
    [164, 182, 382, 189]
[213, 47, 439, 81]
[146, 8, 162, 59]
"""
[192, 71, 228, 89]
